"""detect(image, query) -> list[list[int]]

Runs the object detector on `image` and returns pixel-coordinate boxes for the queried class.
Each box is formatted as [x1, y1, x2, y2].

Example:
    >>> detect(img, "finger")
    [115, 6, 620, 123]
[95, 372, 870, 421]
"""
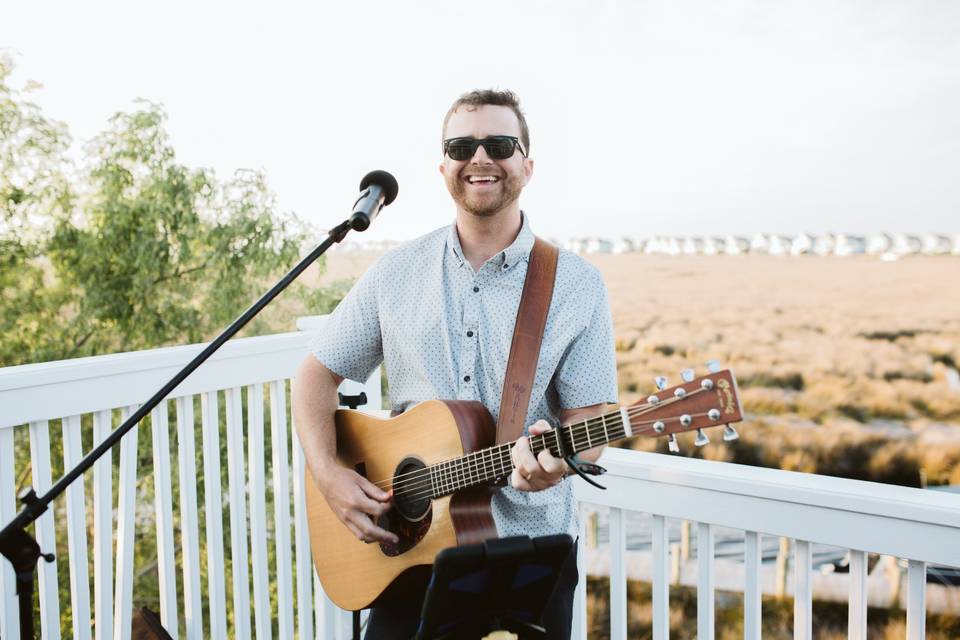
[357, 493, 393, 517]
[512, 441, 540, 483]
[528, 420, 553, 436]
[510, 468, 534, 492]
[350, 512, 399, 544]
[358, 475, 392, 502]
[538, 449, 565, 477]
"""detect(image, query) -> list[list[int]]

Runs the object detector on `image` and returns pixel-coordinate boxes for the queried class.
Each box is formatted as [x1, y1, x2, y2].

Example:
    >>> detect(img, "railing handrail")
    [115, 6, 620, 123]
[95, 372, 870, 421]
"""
[578, 448, 960, 566]
[0, 331, 317, 428]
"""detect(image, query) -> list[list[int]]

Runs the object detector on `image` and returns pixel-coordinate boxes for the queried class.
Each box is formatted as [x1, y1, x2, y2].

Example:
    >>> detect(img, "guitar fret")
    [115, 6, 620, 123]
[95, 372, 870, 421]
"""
[601, 414, 609, 443]
[585, 419, 592, 449]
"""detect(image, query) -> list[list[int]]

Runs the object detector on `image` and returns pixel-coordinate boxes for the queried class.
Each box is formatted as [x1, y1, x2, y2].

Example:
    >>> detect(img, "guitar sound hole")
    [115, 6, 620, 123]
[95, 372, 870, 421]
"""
[392, 457, 431, 522]
[378, 456, 433, 557]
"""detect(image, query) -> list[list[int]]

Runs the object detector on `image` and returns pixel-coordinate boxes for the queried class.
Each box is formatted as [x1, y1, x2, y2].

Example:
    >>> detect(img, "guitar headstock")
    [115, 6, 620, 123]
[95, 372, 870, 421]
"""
[629, 365, 744, 452]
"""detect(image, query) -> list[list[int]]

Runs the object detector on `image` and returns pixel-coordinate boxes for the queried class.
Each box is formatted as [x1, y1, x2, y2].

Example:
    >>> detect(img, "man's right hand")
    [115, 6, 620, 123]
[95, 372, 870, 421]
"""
[317, 464, 399, 545]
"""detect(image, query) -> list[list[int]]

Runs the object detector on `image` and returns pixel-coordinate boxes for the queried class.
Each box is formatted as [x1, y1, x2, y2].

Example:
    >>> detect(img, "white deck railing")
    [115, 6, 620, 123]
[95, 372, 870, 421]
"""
[2, 324, 959, 639]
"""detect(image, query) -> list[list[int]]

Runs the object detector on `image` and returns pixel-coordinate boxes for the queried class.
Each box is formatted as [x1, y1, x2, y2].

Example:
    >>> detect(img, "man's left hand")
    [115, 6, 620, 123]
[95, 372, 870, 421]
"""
[510, 420, 568, 492]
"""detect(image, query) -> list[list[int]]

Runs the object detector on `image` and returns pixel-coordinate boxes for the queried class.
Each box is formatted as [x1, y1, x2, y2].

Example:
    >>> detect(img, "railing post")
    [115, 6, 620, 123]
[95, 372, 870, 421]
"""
[609, 507, 627, 640]
[794, 540, 812, 640]
[906, 560, 926, 640]
[744, 531, 761, 640]
[848, 550, 868, 640]
[697, 522, 714, 639]
[651, 515, 670, 640]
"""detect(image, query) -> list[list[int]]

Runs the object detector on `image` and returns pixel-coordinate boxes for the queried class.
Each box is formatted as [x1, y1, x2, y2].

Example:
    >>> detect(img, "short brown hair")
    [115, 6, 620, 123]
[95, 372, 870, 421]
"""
[443, 89, 530, 154]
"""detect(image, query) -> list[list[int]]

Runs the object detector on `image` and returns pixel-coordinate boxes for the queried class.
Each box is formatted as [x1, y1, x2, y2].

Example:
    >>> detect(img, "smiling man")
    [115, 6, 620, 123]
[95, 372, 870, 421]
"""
[294, 89, 618, 639]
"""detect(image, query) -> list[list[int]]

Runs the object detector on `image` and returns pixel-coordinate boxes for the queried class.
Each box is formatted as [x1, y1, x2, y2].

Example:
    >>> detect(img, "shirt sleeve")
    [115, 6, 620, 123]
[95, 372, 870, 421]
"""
[553, 268, 619, 410]
[308, 259, 384, 383]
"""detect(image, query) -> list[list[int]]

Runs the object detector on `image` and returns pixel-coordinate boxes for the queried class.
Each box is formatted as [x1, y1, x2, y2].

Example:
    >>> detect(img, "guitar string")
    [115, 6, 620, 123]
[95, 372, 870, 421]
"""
[389, 409, 717, 502]
[373, 399, 656, 491]
[381, 390, 710, 497]
[374, 387, 708, 490]
[388, 391, 709, 498]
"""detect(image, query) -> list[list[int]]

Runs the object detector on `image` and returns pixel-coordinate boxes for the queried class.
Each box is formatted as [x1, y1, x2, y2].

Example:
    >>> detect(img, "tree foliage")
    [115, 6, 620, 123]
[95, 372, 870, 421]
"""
[1, 56, 338, 366]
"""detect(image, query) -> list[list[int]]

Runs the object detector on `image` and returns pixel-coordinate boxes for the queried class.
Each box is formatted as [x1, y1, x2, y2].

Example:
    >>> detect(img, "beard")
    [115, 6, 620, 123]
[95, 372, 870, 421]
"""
[445, 170, 524, 218]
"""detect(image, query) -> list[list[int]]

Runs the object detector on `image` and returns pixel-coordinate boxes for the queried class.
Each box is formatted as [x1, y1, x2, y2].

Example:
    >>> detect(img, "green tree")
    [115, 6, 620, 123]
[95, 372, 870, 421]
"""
[1, 57, 341, 367]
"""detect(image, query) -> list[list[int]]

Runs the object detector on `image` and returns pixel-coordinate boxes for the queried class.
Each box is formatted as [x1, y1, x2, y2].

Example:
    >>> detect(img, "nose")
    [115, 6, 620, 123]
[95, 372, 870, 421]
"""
[469, 143, 494, 164]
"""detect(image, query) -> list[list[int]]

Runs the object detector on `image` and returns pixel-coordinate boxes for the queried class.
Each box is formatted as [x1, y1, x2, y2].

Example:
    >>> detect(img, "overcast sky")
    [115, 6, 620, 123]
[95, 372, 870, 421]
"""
[3, 0, 959, 244]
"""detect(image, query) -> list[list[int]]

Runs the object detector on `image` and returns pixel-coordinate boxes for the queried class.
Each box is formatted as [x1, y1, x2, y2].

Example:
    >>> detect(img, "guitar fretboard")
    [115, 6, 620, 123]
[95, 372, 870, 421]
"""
[425, 409, 632, 498]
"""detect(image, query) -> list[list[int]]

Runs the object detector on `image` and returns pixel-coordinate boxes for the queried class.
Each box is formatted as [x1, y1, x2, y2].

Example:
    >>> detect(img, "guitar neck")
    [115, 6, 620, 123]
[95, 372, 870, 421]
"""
[425, 371, 741, 499]
[427, 405, 634, 499]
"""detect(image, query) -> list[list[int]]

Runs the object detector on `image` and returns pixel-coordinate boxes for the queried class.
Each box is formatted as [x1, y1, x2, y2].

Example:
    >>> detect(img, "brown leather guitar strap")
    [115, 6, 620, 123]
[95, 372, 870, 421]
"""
[496, 236, 559, 444]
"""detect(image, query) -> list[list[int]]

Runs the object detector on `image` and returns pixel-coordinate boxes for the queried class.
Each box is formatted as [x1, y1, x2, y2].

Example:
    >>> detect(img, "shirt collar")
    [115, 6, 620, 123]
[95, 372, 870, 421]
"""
[446, 212, 536, 269]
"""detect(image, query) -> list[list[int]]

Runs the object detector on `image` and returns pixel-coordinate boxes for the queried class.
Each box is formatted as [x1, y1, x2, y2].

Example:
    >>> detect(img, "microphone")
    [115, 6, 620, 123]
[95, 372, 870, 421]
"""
[349, 170, 399, 231]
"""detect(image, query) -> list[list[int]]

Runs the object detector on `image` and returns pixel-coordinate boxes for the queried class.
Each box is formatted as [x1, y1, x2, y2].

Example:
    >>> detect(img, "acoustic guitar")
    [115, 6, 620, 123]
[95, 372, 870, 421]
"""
[305, 368, 743, 610]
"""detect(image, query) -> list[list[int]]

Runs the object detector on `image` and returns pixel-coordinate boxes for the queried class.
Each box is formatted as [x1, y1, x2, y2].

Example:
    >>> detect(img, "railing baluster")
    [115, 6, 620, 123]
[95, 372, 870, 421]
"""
[292, 428, 315, 640]
[201, 391, 228, 638]
[91, 411, 113, 640]
[29, 420, 61, 639]
[63, 414, 93, 640]
[609, 507, 627, 640]
[247, 383, 271, 640]
[794, 539, 812, 640]
[906, 560, 926, 640]
[0, 427, 18, 638]
[269, 380, 295, 639]
[175, 396, 204, 639]
[113, 406, 139, 640]
[651, 514, 670, 640]
[572, 505, 588, 640]
[744, 531, 761, 640]
[697, 522, 714, 639]
[225, 387, 252, 638]
[151, 402, 179, 637]
[848, 550, 868, 640]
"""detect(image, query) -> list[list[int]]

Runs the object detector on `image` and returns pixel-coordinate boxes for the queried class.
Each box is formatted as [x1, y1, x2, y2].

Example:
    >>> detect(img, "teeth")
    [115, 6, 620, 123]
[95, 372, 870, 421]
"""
[467, 176, 498, 183]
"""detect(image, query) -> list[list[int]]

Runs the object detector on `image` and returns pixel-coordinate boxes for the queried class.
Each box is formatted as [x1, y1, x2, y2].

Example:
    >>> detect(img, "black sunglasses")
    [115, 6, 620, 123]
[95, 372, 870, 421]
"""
[442, 136, 527, 161]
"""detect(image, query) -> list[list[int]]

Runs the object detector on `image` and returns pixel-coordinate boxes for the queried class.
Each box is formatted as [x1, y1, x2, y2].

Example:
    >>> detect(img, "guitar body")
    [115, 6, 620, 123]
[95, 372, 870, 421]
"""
[304, 399, 498, 611]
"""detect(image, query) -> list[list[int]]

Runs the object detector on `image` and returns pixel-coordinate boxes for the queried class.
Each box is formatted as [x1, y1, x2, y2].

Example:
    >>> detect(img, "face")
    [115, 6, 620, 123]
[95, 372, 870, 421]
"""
[440, 105, 534, 218]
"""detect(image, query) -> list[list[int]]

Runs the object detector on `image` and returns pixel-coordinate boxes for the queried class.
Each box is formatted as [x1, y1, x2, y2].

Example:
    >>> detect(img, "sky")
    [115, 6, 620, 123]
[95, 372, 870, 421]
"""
[3, 0, 959, 245]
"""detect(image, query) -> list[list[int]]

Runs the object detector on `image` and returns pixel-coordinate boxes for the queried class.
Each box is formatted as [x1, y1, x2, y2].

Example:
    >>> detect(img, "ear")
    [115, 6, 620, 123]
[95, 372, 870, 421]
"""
[522, 157, 534, 186]
[438, 161, 446, 177]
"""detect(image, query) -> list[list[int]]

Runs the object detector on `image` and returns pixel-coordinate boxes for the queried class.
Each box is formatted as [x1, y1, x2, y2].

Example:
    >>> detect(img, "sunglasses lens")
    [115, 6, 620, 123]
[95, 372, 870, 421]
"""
[446, 139, 476, 161]
[483, 137, 516, 160]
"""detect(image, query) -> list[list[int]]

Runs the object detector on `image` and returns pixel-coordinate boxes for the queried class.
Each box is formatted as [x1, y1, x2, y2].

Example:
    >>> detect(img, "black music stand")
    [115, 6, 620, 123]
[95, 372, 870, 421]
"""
[414, 534, 573, 640]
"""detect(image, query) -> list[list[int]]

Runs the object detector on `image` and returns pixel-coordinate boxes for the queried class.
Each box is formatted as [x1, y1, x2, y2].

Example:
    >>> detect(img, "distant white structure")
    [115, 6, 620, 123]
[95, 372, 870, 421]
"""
[813, 234, 836, 256]
[834, 234, 866, 256]
[790, 233, 814, 255]
[768, 235, 793, 256]
[724, 235, 749, 256]
[557, 231, 957, 257]
[749, 233, 770, 254]
[921, 234, 952, 255]
[866, 233, 893, 255]
[892, 233, 922, 255]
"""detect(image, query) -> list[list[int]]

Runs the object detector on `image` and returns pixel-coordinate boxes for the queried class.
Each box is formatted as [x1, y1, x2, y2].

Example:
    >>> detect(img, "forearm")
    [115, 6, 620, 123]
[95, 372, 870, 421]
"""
[292, 355, 344, 486]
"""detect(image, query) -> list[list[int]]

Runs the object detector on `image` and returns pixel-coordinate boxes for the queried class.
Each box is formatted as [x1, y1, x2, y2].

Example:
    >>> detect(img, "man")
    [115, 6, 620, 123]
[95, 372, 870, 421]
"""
[293, 89, 618, 639]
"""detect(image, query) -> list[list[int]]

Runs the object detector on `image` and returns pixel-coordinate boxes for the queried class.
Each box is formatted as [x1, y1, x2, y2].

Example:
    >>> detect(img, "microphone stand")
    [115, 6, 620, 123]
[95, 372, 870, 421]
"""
[0, 217, 364, 639]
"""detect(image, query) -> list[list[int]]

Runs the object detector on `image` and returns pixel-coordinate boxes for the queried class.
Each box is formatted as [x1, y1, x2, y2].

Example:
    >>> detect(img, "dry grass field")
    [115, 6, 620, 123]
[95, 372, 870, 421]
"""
[320, 249, 960, 486]
[588, 254, 960, 486]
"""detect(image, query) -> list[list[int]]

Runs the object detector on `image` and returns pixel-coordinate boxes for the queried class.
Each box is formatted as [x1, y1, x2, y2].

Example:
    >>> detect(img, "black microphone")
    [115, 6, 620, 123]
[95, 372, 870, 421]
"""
[349, 170, 399, 231]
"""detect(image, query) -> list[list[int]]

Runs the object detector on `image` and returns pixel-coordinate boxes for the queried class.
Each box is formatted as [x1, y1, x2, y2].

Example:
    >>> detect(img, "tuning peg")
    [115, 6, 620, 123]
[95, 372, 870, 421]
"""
[667, 434, 679, 453]
[681, 368, 695, 382]
[708, 408, 721, 421]
[723, 424, 740, 442]
[694, 429, 710, 447]
[652, 421, 665, 433]
[705, 359, 721, 373]
[655, 376, 668, 390]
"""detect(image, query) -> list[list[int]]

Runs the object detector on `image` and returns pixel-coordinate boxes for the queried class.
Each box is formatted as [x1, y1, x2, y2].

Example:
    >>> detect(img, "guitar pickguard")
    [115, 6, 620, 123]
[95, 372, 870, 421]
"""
[377, 505, 433, 557]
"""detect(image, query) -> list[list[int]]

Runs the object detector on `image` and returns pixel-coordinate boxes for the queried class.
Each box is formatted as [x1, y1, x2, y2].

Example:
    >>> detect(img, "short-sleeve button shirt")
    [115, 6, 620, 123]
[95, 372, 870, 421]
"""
[310, 213, 618, 539]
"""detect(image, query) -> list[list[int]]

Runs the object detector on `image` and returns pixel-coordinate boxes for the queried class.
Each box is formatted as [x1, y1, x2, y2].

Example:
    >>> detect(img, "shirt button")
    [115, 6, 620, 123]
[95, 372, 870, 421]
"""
[466, 330, 474, 337]
[473, 286, 479, 293]
[502, 263, 508, 270]
[463, 375, 471, 382]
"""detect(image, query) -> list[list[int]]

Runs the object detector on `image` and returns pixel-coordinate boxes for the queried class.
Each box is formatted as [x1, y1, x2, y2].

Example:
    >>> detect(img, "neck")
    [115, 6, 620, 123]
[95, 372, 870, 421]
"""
[455, 206, 522, 271]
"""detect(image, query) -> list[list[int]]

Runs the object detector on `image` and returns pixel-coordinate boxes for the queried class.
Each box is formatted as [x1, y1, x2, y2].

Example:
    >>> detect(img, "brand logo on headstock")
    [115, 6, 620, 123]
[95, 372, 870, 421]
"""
[716, 379, 736, 415]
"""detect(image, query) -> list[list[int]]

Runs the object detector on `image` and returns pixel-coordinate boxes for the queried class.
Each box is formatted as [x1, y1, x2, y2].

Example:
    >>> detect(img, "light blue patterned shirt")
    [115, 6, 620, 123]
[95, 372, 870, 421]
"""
[309, 213, 618, 539]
